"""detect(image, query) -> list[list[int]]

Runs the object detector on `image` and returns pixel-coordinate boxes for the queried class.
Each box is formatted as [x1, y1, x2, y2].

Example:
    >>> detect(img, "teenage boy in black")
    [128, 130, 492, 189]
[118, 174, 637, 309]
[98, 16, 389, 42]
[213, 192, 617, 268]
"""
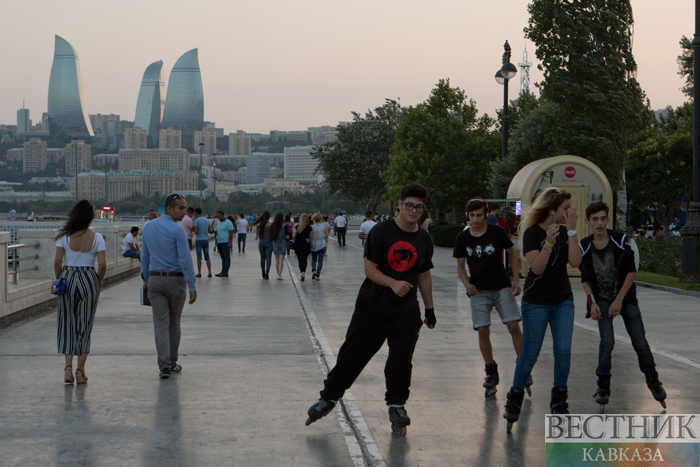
[454, 198, 528, 399]
[305, 183, 436, 436]
[579, 201, 666, 410]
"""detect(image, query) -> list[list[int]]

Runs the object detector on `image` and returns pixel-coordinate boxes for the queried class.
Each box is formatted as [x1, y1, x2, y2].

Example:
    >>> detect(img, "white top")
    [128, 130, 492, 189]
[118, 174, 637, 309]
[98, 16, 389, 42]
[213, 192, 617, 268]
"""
[58, 233, 106, 267]
[122, 232, 136, 254]
[334, 215, 347, 228]
[237, 218, 248, 232]
[360, 220, 377, 237]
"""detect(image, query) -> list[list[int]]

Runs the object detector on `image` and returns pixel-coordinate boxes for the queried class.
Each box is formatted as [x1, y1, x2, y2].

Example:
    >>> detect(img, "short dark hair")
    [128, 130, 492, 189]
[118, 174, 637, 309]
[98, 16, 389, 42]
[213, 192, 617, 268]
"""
[365, 211, 373, 218]
[586, 201, 609, 219]
[216, 210, 225, 216]
[239, 213, 244, 218]
[187, 207, 195, 213]
[195, 207, 203, 215]
[165, 193, 185, 208]
[466, 198, 488, 215]
[130, 226, 139, 234]
[400, 183, 428, 202]
[488, 202, 500, 212]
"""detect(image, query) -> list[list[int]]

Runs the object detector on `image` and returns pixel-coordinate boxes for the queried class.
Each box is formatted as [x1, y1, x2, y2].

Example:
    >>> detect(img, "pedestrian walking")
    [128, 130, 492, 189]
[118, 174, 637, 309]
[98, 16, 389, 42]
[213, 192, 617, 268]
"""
[359, 211, 377, 246]
[122, 226, 141, 261]
[503, 187, 581, 432]
[54, 200, 107, 385]
[579, 202, 666, 412]
[193, 207, 212, 278]
[284, 214, 295, 255]
[310, 213, 329, 281]
[305, 183, 436, 436]
[141, 193, 197, 379]
[178, 207, 195, 249]
[293, 213, 312, 281]
[271, 213, 287, 280]
[214, 211, 234, 277]
[334, 212, 347, 247]
[236, 213, 248, 252]
[453, 198, 527, 400]
[255, 211, 273, 279]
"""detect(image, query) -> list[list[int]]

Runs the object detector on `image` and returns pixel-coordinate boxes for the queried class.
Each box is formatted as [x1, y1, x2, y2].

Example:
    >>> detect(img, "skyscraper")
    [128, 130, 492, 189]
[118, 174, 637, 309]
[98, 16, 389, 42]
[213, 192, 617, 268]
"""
[17, 108, 31, 135]
[47, 35, 94, 137]
[134, 60, 166, 141]
[160, 49, 204, 150]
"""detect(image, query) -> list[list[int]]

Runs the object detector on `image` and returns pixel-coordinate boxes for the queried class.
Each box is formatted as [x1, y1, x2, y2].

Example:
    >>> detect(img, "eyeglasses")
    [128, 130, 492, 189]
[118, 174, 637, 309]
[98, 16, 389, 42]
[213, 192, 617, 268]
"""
[401, 202, 425, 212]
[169, 193, 185, 200]
[552, 189, 565, 195]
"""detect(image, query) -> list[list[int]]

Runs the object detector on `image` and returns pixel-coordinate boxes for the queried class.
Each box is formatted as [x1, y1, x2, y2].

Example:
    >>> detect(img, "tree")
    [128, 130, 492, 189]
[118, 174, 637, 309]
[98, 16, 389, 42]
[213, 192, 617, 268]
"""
[525, 0, 653, 229]
[678, 36, 693, 98]
[382, 79, 500, 221]
[313, 99, 401, 212]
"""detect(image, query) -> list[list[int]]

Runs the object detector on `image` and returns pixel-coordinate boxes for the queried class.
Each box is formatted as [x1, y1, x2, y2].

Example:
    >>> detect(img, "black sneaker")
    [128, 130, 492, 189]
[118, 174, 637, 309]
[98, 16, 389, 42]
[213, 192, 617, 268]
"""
[159, 368, 171, 379]
[196, 273, 202, 278]
[170, 364, 182, 373]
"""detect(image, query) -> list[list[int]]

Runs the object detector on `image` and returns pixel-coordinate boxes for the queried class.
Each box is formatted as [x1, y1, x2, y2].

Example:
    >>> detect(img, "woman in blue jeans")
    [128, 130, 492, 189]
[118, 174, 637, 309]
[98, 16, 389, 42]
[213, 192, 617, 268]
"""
[503, 187, 582, 431]
[255, 211, 273, 280]
[310, 213, 329, 281]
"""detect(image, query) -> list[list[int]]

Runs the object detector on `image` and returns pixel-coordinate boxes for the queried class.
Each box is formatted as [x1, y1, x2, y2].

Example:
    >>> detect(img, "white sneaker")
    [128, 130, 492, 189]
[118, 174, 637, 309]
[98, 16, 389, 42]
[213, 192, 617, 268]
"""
[277, 275, 284, 280]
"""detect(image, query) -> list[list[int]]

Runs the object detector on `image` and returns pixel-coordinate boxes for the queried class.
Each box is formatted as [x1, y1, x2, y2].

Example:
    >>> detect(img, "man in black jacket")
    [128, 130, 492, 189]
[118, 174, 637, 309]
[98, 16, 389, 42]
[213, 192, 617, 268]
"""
[579, 201, 666, 411]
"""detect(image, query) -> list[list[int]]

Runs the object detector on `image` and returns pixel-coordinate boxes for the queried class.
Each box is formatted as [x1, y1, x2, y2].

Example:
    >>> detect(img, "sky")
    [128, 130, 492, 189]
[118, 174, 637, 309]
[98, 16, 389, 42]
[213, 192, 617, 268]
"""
[0, 0, 693, 134]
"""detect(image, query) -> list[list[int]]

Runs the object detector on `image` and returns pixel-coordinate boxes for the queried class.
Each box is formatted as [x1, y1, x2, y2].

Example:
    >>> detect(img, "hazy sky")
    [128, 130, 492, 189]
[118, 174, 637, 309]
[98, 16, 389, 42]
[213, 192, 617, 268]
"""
[0, 0, 693, 134]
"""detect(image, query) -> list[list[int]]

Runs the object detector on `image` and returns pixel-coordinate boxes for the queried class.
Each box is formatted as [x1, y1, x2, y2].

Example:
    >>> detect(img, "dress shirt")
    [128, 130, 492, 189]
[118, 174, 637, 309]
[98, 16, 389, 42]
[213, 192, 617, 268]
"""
[141, 214, 196, 291]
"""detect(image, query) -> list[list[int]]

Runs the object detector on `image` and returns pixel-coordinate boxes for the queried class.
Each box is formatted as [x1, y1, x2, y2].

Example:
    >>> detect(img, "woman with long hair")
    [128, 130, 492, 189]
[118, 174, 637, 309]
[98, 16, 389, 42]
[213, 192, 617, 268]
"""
[310, 213, 329, 281]
[503, 187, 581, 431]
[254, 211, 273, 279]
[270, 213, 287, 280]
[53, 200, 107, 384]
[292, 213, 313, 281]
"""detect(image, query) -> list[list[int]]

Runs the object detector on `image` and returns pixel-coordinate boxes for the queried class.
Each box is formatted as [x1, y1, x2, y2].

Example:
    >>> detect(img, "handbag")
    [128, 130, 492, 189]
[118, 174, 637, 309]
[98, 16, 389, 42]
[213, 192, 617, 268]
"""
[51, 235, 88, 295]
[286, 239, 295, 250]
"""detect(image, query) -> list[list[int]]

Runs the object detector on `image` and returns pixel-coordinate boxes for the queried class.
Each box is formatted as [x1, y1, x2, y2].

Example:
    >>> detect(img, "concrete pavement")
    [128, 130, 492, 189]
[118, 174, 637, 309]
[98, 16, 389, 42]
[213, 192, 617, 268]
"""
[1, 231, 699, 466]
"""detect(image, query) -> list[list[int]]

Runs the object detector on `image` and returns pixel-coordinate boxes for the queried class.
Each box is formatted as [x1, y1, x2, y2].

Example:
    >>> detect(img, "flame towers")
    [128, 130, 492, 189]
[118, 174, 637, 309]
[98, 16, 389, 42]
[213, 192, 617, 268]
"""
[160, 48, 204, 150]
[47, 35, 94, 137]
[134, 60, 166, 142]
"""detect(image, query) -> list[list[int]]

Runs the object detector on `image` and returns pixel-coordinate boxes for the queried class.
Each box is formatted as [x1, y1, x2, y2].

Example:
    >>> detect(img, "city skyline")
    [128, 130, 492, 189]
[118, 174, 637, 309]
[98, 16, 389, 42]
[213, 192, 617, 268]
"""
[0, 1, 693, 134]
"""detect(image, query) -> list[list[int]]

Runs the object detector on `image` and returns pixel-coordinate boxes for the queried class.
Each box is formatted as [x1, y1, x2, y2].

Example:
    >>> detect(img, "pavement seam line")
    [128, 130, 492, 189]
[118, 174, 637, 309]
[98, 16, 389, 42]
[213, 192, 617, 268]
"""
[285, 257, 387, 467]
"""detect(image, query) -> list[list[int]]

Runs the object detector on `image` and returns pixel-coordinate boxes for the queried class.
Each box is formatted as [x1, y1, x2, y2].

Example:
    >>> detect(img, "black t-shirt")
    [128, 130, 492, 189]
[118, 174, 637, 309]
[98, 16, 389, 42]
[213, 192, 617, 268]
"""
[591, 241, 618, 302]
[453, 224, 513, 291]
[356, 219, 434, 315]
[522, 224, 573, 305]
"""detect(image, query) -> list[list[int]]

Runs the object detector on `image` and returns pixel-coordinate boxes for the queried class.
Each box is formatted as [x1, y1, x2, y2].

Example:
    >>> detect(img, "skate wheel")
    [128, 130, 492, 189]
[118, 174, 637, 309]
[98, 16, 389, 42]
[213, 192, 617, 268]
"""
[305, 417, 315, 426]
[506, 422, 513, 433]
[661, 400, 667, 409]
[391, 423, 407, 437]
[485, 388, 497, 399]
[526, 387, 532, 397]
[599, 404, 605, 414]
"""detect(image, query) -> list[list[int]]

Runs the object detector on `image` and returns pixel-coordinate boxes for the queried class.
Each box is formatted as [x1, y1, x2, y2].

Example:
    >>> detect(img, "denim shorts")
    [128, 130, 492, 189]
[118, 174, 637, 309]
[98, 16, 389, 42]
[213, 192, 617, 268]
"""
[470, 287, 521, 329]
[195, 239, 210, 261]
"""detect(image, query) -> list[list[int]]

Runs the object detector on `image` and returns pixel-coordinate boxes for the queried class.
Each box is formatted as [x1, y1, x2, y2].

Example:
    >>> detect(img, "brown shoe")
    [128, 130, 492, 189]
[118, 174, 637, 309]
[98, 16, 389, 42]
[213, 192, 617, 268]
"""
[75, 368, 88, 384]
[64, 366, 74, 384]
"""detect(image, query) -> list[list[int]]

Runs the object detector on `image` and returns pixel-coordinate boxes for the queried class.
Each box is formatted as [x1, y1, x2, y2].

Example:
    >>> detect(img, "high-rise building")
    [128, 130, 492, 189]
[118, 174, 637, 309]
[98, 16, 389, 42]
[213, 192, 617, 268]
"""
[159, 128, 182, 149]
[246, 154, 271, 184]
[64, 139, 92, 176]
[194, 130, 216, 156]
[124, 127, 148, 149]
[22, 138, 48, 173]
[118, 148, 190, 172]
[47, 35, 94, 137]
[204, 121, 224, 138]
[134, 60, 166, 141]
[160, 49, 204, 150]
[284, 146, 322, 184]
[229, 130, 251, 155]
[17, 108, 31, 135]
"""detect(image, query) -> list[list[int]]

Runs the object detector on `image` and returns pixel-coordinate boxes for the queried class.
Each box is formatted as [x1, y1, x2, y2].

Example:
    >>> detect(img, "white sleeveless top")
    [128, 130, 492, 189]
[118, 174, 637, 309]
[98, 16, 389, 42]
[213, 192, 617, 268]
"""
[57, 232, 106, 267]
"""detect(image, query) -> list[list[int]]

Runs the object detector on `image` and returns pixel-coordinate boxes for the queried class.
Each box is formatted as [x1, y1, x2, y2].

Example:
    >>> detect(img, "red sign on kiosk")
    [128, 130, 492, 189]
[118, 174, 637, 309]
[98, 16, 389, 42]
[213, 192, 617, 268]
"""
[564, 166, 576, 178]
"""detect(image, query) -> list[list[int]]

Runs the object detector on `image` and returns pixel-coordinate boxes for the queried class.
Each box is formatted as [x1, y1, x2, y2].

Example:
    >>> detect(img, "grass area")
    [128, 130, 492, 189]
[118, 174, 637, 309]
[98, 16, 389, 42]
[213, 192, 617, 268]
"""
[636, 271, 700, 292]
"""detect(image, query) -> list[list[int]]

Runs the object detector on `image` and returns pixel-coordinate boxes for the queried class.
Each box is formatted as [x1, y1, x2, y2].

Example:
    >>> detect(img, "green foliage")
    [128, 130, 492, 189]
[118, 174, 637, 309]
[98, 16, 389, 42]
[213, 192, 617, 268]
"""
[383, 79, 500, 221]
[636, 237, 684, 276]
[313, 99, 402, 212]
[678, 36, 693, 98]
[428, 223, 465, 248]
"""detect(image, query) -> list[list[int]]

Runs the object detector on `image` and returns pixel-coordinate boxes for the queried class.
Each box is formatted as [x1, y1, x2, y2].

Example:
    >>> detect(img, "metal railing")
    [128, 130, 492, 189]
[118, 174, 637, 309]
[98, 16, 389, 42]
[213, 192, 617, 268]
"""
[7, 241, 40, 285]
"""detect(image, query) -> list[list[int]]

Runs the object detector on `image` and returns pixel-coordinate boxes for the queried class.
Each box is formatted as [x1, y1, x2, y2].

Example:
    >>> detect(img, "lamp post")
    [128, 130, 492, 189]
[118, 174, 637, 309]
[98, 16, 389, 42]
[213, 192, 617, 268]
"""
[212, 152, 217, 205]
[495, 40, 518, 160]
[73, 137, 79, 201]
[198, 142, 204, 208]
[103, 148, 108, 203]
[680, 1, 700, 283]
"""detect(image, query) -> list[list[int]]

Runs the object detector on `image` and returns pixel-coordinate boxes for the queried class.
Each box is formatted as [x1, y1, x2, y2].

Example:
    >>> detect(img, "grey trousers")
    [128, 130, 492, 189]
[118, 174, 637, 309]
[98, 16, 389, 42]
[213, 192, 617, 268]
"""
[148, 275, 187, 370]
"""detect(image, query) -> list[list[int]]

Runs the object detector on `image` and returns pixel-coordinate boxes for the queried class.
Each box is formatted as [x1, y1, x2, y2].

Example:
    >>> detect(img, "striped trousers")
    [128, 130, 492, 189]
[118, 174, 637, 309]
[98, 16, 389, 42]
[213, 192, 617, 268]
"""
[57, 266, 100, 355]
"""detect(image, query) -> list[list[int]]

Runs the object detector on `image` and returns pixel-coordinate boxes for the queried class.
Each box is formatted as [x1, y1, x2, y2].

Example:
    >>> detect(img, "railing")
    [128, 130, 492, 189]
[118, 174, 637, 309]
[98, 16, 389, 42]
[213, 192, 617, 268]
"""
[7, 241, 40, 285]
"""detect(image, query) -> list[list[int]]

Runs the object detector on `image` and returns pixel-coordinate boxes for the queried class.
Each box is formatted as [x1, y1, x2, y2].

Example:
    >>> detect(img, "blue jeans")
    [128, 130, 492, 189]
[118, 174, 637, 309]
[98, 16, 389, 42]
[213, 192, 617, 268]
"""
[512, 300, 574, 389]
[311, 247, 326, 275]
[238, 233, 247, 252]
[258, 238, 272, 274]
[217, 243, 230, 274]
[596, 301, 656, 378]
[123, 250, 140, 261]
[195, 239, 210, 261]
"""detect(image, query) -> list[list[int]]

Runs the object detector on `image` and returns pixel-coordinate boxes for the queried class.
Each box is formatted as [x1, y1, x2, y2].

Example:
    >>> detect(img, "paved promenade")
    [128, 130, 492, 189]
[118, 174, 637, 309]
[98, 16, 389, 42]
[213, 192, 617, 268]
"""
[1, 232, 699, 466]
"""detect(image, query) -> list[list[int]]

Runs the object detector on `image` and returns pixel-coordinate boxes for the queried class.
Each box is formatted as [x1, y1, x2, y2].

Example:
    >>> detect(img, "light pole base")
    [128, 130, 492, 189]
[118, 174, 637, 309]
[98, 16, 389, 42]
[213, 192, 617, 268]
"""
[679, 201, 700, 283]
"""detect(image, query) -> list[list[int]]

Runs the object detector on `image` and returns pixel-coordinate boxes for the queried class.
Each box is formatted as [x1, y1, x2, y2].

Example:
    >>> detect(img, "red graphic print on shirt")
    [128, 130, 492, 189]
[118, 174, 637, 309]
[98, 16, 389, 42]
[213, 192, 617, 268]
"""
[388, 241, 417, 272]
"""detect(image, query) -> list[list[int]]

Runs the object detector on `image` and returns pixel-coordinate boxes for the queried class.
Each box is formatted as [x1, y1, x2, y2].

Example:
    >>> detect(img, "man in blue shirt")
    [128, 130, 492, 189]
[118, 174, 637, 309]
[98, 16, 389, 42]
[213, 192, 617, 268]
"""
[193, 207, 212, 278]
[141, 193, 197, 379]
[214, 210, 234, 277]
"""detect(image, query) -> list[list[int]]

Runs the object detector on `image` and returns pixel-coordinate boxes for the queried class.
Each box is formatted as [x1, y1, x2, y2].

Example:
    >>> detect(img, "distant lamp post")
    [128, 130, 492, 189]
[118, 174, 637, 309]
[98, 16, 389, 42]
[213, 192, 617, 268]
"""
[680, 0, 700, 283]
[198, 142, 204, 207]
[73, 137, 80, 201]
[103, 148, 108, 202]
[495, 40, 517, 160]
[212, 152, 217, 203]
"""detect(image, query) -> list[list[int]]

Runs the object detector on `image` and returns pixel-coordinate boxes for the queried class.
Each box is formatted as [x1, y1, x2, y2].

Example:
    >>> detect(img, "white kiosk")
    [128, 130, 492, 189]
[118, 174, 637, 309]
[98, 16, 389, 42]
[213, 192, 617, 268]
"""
[507, 155, 613, 277]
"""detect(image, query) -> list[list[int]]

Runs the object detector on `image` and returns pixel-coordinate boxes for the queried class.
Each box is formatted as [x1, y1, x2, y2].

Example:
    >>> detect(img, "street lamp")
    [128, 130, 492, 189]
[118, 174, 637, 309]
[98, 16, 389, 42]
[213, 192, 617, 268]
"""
[212, 152, 217, 204]
[73, 137, 79, 201]
[103, 148, 108, 203]
[495, 40, 517, 160]
[198, 142, 204, 208]
[680, 0, 700, 283]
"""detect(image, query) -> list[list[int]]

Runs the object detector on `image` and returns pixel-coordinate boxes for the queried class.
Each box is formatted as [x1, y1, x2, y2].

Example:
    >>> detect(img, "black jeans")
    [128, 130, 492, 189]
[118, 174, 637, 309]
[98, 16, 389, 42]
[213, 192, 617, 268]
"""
[217, 243, 230, 274]
[296, 246, 310, 273]
[336, 227, 346, 246]
[596, 301, 656, 378]
[320, 307, 423, 405]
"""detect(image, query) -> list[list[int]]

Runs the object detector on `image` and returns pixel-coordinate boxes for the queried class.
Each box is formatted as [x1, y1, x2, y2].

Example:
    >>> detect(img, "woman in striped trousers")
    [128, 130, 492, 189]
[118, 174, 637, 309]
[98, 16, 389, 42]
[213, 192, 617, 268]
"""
[54, 200, 107, 384]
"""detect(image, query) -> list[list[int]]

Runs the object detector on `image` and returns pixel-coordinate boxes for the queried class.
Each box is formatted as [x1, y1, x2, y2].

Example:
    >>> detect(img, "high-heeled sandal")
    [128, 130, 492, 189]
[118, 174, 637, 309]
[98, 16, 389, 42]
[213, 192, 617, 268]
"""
[75, 368, 88, 384]
[64, 365, 74, 384]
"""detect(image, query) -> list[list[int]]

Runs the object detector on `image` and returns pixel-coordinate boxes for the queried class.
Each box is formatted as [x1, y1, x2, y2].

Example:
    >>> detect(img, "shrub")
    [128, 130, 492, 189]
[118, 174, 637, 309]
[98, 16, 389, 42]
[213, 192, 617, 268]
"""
[636, 237, 684, 276]
[428, 224, 466, 248]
